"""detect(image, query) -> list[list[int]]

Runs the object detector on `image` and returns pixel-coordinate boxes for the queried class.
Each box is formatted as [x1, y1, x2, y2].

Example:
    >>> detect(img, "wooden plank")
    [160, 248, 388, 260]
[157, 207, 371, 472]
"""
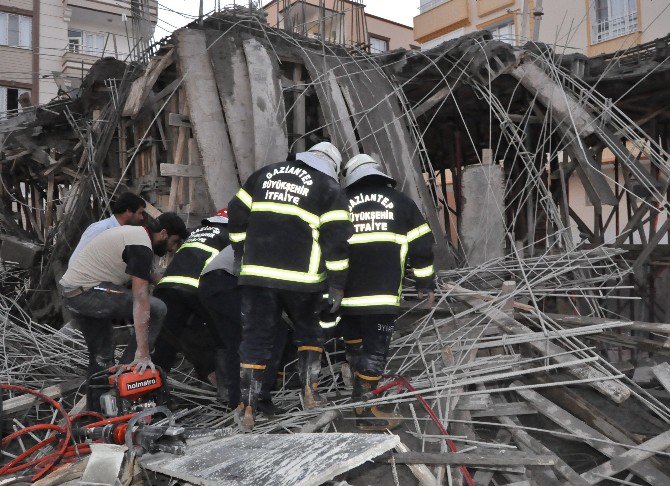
[486, 391, 591, 486]
[532, 375, 650, 446]
[472, 430, 512, 486]
[395, 442, 437, 486]
[207, 33, 255, 183]
[652, 362, 670, 394]
[242, 37, 289, 169]
[512, 381, 670, 485]
[470, 402, 537, 418]
[633, 218, 670, 277]
[45, 174, 54, 230]
[524, 312, 670, 335]
[141, 433, 400, 486]
[123, 49, 175, 118]
[379, 451, 555, 467]
[446, 282, 630, 403]
[581, 430, 670, 484]
[160, 163, 203, 178]
[4, 379, 81, 415]
[176, 29, 237, 209]
[168, 112, 191, 128]
[141, 201, 162, 220]
[187, 137, 209, 217]
[168, 95, 189, 211]
[412, 85, 454, 118]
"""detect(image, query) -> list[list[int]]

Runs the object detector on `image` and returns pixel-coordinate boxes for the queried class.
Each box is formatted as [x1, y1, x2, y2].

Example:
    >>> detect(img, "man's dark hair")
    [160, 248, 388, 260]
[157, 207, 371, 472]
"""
[149, 212, 188, 240]
[111, 192, 145, 215]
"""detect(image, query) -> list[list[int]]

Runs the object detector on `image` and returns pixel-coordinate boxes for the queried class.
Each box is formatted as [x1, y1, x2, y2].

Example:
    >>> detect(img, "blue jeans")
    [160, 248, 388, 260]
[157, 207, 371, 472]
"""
[62, 282, 167, 377]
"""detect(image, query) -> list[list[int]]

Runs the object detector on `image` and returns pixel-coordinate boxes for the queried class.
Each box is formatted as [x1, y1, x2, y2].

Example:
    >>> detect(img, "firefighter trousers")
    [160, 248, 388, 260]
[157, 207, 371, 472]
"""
[340, 314, 396, 378]
[198, 271, 289, 404]
[152, 286, 221, 379]
[239, 285, 324, 367]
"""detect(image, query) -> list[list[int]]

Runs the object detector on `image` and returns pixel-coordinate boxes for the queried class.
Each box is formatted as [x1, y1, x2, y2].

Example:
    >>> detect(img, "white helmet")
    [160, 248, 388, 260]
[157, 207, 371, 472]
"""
[343, 154, 395, 188]
[308, 142, 342, 174]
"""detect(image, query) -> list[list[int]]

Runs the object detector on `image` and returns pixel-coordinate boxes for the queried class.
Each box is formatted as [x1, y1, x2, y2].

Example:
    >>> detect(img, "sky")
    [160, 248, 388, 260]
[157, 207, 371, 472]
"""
[155, 1, 420, 39]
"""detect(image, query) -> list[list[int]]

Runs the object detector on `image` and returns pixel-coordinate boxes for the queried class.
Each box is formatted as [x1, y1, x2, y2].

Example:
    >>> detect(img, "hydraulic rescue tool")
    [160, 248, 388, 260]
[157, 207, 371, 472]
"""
[87, 365, 170, 417]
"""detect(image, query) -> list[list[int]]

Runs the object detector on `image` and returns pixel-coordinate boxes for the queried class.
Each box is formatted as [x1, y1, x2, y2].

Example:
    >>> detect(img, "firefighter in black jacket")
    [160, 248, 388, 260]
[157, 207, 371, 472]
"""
[340, 154, 435, 431]
[228, 142, 353, 430]
[152, 209, 231, 393]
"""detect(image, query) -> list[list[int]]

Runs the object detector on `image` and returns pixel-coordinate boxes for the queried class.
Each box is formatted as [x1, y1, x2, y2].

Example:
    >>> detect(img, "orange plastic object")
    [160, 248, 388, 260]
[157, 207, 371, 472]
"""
[116, 369, 163, 401]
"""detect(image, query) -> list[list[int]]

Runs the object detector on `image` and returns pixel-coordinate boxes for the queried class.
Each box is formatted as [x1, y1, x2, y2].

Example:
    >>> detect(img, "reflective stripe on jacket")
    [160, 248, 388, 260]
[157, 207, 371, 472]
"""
[341, 178, 435, 315]
[157, 224, 230, 291]
[228, 159, 353, 292]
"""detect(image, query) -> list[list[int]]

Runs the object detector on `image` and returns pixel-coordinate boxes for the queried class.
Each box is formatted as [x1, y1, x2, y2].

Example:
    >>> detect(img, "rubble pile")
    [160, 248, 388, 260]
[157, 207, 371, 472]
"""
[2, 9, 670, 485]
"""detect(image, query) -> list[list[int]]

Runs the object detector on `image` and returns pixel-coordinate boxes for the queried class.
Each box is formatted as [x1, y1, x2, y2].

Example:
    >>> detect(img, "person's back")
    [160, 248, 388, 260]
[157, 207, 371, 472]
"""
[230, 158, 350, 292]
[62, 225, 152, 290]
[157, 218, 230, 292]
[343, 179, 433, 314]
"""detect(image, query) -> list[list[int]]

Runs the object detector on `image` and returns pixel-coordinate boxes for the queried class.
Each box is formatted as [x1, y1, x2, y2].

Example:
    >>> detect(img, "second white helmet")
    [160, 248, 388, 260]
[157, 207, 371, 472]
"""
[343, 154, 395, 187]
[308, 142, 342, 174]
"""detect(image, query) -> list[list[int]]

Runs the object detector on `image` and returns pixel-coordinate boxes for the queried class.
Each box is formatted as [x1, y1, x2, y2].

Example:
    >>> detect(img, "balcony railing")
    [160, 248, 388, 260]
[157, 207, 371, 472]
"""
[419, 0, 451, 14]
[593, 12, 638, 44]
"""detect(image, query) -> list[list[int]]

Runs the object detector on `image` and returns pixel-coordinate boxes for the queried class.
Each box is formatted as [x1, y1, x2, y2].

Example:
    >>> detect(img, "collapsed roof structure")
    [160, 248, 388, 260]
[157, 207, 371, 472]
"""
[2, 5, 670, 485]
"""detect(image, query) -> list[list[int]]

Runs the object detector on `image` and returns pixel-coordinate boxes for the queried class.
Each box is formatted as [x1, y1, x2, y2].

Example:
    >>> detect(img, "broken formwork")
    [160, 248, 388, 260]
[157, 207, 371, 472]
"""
[3, 8, 670, 486]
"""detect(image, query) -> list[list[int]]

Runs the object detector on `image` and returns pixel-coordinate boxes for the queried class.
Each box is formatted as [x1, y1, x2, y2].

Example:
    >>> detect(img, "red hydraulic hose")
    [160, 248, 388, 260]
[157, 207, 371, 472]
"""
[0, 384, 74, 481]
[1, 424, 62, 446]
[0, 384, 137, 481]
[84, 413, 137, 428]
[371, 376, 476, 486]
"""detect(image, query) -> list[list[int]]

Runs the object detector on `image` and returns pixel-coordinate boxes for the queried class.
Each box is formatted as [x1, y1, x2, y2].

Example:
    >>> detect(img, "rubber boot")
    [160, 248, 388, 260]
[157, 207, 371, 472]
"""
[256, 398, 276, 418]
[297, 347, 327, 409]
[215, 348, 238, 408]
[341, 340, 363, 387]
[214, 348, 227, 402]
[352, 373, 401, 431]
[235, 366, 263, 431]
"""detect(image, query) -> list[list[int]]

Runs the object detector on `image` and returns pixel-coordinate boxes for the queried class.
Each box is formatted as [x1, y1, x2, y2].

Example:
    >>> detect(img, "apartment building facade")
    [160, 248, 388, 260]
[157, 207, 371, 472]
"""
[263, 0, 416, 52]
[414, 0, 670, 55]
[0, 0, 156, 117]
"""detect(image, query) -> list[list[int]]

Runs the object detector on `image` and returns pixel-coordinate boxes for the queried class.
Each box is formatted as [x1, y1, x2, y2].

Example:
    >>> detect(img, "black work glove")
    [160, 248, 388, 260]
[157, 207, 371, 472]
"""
[327, 286, 344, 313]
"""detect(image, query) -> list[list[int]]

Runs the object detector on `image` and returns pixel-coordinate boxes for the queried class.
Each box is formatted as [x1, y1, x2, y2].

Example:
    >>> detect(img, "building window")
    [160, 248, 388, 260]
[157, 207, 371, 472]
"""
[0, 86, 30, 119]
[0, 12, 32, 49]
[592, 0, 637, 44]
[68, 30, 107, 56]
[488, 20, 515, 45]
[370, 36, 389, 53]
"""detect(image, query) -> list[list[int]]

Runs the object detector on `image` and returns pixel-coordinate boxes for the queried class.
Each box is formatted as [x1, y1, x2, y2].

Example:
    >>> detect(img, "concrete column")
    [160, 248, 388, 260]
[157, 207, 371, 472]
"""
[460, 153, 506, 266]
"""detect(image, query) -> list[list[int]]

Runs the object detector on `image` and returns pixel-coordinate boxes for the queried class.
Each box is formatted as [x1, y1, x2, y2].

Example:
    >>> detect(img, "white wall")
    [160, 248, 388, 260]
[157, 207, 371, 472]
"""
[39, 1, 68, 103]
[537, 0, 589, 54]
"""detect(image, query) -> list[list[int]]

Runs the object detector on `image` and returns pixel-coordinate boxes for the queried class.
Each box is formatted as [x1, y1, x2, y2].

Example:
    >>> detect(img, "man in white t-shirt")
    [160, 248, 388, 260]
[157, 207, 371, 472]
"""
[69, 192, 147, 265]
[60, 213, 187, 410]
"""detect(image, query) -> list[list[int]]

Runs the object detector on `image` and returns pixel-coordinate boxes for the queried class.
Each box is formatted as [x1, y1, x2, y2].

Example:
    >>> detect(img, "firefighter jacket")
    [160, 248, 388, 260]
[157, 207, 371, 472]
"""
[341, 177, 435, 315]
[157, 223, 230, 292]
[228, 159, 353, 293]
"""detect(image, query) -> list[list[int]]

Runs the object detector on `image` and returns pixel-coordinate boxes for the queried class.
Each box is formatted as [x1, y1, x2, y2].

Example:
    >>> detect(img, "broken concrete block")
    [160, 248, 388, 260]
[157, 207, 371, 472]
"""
[0, 235, 42, 269]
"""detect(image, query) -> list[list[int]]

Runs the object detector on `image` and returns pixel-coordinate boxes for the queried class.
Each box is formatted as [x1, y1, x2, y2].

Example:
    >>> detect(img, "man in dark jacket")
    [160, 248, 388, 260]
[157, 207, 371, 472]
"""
[151, 209, 231, 385]
[228, 142, 353, 430]
[340, 154, 435, 431]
